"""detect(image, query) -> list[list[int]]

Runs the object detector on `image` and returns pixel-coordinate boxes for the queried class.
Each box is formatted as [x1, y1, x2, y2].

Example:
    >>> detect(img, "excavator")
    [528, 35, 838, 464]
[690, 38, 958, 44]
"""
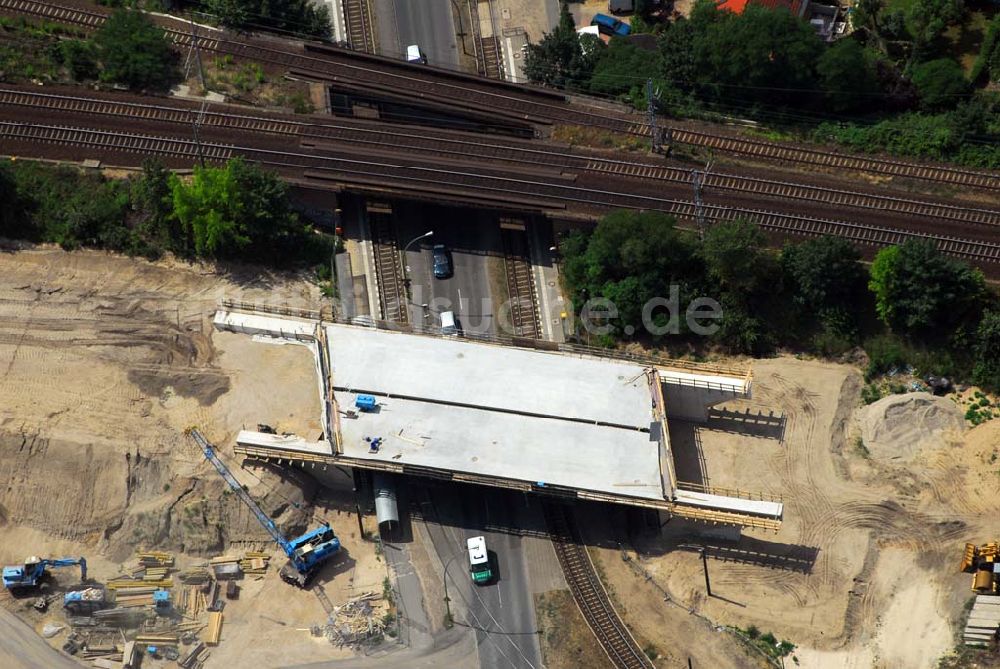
[190, 429, 340, 587]
[2, 556, 87, 592]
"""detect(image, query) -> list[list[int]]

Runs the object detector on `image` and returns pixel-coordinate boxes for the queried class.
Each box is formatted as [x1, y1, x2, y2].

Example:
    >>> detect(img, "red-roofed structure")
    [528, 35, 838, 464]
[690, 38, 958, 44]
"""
[715, 0, 841, 40]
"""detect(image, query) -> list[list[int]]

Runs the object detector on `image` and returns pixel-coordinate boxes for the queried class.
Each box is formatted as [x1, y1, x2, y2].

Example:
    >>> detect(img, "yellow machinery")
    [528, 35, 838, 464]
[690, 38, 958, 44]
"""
[962, 542, 999, 594]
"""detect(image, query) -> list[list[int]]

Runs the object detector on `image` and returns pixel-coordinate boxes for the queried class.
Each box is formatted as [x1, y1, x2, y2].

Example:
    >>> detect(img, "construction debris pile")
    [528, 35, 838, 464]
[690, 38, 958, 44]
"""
[52, 549, 273, 668]
[960, 542, 1000, 645]
[314, 591, 390, 648]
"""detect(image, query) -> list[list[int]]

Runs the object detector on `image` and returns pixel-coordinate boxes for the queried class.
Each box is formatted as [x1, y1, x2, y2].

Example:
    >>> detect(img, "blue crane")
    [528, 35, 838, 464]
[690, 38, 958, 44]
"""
[3, 556, 87, 591]
[190, 429, 340, 587]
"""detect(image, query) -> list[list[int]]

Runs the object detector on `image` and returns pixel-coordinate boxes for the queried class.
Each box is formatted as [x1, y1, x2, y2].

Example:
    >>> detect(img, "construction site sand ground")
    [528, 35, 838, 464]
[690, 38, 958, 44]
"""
[0, 247, 385, 667]
[587, 357, 1000, 668]
[1, 247, 999, 669]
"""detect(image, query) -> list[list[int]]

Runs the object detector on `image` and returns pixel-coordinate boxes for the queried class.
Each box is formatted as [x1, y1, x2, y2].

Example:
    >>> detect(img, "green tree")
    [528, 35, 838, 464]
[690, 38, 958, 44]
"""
[910, 58, 970, 110]
[170, 164, 246, 257]
[561, 210, 702, 338]
[868, 239, 985, 337]
[816, 39, 881, 112]
[973, 310, 1000, 391]
[524, 2, 601, 90]
[701, 219, 771, 293]
[130, 159, 176, 258]
[782, 235, 865, 330]
[970, 15, 1000, 84]
[202, 0, 332, 39]
[906, 0, 964, 49]
[589, 39, 662, 105]
[94, 10, 179, 91]
[701, 220, 782, 354]
[0, 162, 30, 240]
[168, 158, 305, 259]
[687, 2, 825, 105]
[658, 14, 700, 92]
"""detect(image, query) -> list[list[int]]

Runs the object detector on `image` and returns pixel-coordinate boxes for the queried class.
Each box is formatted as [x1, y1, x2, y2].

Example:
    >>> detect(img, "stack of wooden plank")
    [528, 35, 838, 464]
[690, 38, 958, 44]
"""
[137, 551, 175, 568]
[113, 593, 155, 608]
[108, 578, 173, 590]
[143, 567, 170, 581]
[204, 611, 223, 646]
[182, 585, 210, 618]
[964, 595, 1000, 646]
[239, 552, 271, 575]
[179, 642, 209, 669]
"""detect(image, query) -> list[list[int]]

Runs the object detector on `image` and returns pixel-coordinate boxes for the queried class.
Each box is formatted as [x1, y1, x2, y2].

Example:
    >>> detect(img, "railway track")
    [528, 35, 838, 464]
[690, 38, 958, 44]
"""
[499, 220, 541, 338]
[667, 127, 1000, 191]
[4, 120, 1000, 266]
[342, 0, 376, 55]
[0, 0, 647, 134]
[4, 87, 996, 229]
[6, 0, 999, 193]
[543, 502, 653, 669]
[367, 203, 408, 323]
[469, 0, 502, 80]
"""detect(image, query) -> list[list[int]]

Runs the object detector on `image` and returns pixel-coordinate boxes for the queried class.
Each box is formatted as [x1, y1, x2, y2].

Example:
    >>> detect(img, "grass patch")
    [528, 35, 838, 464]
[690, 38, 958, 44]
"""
[534, 590, 607, 669]
[551, 124, 649, 152]
[943, 7, 997, 73]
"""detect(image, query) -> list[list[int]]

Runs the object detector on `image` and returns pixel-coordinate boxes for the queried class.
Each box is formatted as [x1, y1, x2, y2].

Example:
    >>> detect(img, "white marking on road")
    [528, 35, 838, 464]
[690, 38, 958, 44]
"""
[442, 523, 536, 668]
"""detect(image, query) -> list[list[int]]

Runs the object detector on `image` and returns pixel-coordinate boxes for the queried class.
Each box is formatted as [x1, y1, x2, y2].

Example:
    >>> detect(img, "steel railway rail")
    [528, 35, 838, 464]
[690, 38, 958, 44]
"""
[499, 222, 541, 338]
[3, 121, 1000, 266]
[666, 127, 1000, 191]
[543, 502, 653, 669]
[5, 0, 999, 192]
[469, 0, 502, 80]
[3, 87, 995, 228]
[342, 0, 376, 55]
[0, 0, 646, 133]
[367, 205, 408, 323]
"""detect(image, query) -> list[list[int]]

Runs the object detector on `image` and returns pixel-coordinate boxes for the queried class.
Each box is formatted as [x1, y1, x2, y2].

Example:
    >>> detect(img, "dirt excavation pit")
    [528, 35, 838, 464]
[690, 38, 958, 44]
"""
[0, 248, 382, 668]
[587, 357, 997, 669]
[860, 392, 966, 461]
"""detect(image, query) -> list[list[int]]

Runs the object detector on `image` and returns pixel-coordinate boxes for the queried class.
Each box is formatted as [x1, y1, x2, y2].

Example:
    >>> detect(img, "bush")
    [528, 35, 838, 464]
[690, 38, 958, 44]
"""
[861, 383, 882, 404]
[864, 335, 907, 380]
[970, 16, 1000, 84]
[973, 311, 1000, 392]
[58, 39, 99, 81]
[868, 240, 986, 339]
[910, 58, 970, 111]
[94, 10, 179, 91]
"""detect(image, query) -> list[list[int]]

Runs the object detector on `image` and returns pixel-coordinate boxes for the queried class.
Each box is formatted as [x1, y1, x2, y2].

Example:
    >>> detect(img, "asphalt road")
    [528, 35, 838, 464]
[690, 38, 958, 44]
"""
[374, 0, 461, 69]
[397, 203, 501, 336]
[0, 606, 78, 669]
[421, 484, 542, 669]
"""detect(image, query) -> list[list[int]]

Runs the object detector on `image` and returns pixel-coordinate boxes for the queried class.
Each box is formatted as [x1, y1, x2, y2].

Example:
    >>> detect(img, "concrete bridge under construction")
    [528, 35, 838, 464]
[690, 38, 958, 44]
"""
[213, 301, 783, 531]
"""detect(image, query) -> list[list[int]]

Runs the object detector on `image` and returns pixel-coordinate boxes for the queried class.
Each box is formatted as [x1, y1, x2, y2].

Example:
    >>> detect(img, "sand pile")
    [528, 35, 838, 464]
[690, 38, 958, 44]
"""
[860, 392, 965, 460]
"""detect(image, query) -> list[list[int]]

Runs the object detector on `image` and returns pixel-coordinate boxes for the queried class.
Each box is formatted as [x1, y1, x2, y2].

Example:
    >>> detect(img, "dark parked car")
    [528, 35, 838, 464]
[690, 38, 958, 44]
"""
[432, 244, 452, 279]
[591, 13, 631, 36]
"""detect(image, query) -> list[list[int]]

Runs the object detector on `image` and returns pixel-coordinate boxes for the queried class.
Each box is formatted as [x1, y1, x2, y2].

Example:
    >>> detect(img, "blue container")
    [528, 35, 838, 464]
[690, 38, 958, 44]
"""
[355, 395, 377, 411]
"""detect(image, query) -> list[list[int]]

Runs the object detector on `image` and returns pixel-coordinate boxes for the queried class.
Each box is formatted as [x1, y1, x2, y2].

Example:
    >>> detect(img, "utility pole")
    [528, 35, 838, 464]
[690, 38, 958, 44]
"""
[700, 547, 712, 597]
[646, 78, 661, 153]
[691, 160, 712, 241]
[191, 100, 208, 168]
[187, 18, 206, 92]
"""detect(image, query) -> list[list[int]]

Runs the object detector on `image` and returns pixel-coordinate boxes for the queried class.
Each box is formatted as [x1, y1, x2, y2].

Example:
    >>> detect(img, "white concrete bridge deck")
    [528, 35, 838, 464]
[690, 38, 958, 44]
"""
[327, 323, 663, 499]
[212, 308, 782, 526]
